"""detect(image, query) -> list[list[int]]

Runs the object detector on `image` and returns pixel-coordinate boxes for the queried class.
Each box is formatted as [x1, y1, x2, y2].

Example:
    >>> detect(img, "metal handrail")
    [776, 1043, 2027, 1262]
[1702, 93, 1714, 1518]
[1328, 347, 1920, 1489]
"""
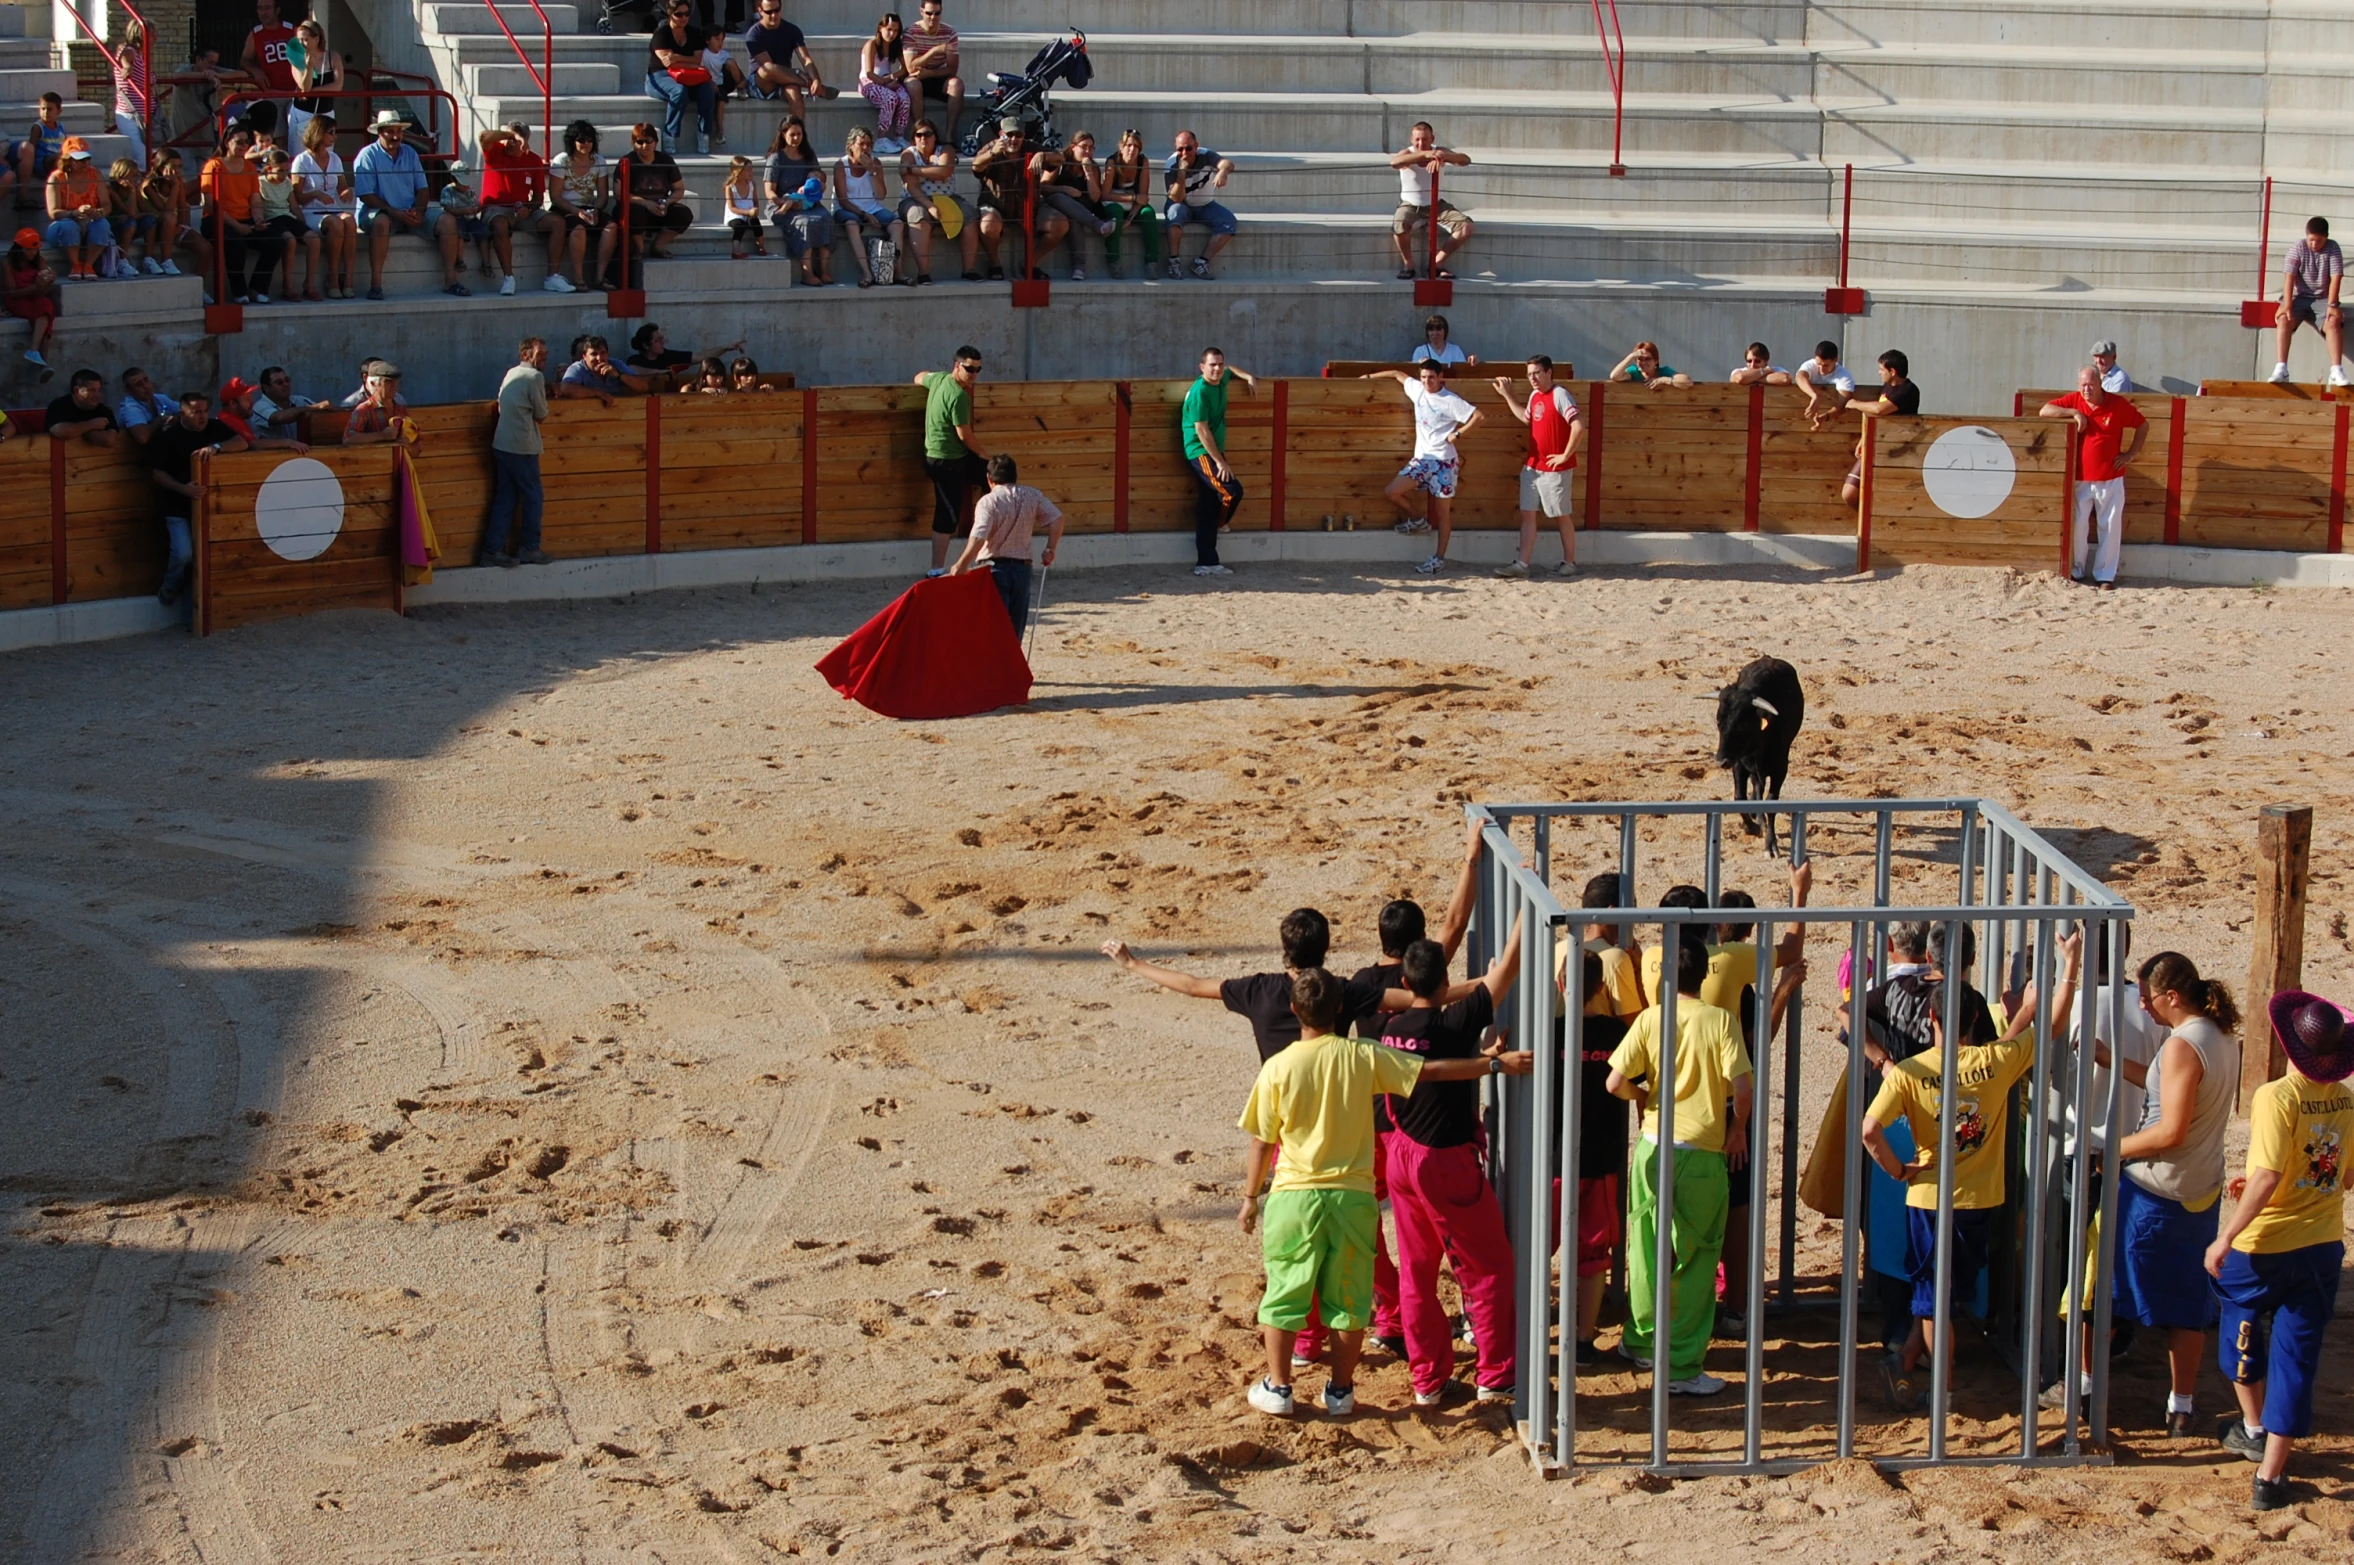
[1589, 0, 1628, 175]
[477, 1, 557, 160]
[58, 0, 153, 156]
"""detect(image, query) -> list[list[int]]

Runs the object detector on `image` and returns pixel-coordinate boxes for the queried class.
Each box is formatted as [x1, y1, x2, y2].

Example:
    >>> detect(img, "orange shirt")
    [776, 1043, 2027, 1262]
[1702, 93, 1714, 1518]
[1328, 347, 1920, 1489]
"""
[202, 157, 260, 222]
[49, 165, 106, 217]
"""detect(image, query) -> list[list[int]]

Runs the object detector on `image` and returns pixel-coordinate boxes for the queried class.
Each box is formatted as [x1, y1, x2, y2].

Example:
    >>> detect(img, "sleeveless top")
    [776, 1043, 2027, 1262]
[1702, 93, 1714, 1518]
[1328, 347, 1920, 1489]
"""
[2125, 1015, 2238, 1206]
[839, 157, 887, 209]
[725, 178, 757, 219]
[903, 149, 953, 199]
[556, 152, 605, 211]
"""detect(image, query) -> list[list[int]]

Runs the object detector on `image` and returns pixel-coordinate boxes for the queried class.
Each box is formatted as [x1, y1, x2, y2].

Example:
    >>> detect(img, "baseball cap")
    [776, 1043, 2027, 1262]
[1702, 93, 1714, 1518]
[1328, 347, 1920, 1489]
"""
[999, 115, 1023, 134]
[219, 376, 257, 403]
[13, 227, 39, 249]
[61, 136, 90, 160]
[2089, 338, 2118, 357]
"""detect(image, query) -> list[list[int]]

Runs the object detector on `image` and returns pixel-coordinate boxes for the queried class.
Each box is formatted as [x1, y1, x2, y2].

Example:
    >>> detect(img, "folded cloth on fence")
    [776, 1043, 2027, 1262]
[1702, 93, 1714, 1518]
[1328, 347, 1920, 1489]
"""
[816, 570, 1031, 719]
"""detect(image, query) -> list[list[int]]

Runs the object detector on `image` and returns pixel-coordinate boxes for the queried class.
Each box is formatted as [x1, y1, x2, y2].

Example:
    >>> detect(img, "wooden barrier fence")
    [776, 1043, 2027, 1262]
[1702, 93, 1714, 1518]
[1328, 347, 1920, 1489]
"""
[7, 379, 2348, 639]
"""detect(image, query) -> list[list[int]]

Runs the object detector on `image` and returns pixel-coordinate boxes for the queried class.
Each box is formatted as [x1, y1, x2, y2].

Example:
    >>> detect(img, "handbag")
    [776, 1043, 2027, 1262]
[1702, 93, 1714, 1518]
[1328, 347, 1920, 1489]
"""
[867, 235, 897, 283]
[668, 66, 714, 86]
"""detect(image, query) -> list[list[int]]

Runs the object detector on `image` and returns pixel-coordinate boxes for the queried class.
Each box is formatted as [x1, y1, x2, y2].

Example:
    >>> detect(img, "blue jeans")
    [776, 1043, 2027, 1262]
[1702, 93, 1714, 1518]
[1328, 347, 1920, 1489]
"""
[158, 514, 192, 611]
[645, 70, 717, 144]
[987, 556, 1032, 640]
[1165, 199, 1237, 237]
[485, 448, 544, 558]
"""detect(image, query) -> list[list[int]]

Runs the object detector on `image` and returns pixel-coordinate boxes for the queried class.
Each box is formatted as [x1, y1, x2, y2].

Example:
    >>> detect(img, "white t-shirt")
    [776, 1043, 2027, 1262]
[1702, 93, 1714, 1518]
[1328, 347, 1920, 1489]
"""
[1800, 360, 1856, 394]
[1403, 379, 1475, 464]
[1407, 339, 1468, 366]
[292, 149, 351, 218]
[2056, 974, 2161, 1158]
[1734, 363, 1788, 381]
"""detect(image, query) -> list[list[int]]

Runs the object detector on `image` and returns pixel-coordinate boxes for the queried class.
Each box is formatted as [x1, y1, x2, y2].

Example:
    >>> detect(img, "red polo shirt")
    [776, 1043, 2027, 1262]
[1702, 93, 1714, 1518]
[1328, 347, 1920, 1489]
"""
[481, 142, 547, 208]
[2052, 391, 2146, 482]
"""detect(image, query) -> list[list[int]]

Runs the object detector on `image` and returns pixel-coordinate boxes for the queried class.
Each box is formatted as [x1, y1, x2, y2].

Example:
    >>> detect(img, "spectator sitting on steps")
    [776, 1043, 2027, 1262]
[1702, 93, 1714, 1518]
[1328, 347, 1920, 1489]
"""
[2268, 216, 2346, 388]
[746, 0, 837, 120]
[971, 118, 1066, 283]
[2, 226, 59, 372]
[897, 119, 967, 285]
[1390, 121, 1471, 281]
[901, 0, 962, 143]
[1164, 130, 1235, 281]
[353, 111, 458, 302]
[1610, 341, 1690, 391]
[646, 1, 720, 156]
[1728, 342, 1792, 386]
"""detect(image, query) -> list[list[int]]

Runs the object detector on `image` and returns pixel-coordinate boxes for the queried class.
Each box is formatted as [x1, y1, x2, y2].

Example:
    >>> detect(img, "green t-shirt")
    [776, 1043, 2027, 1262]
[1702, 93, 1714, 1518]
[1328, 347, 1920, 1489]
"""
[919, 370, 971, 461]
[1180, 375, 1227, 461]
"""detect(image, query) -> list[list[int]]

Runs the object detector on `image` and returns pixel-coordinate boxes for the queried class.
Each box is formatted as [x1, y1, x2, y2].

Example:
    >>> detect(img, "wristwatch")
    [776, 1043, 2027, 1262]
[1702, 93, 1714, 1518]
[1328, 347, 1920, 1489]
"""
[1488, 1057, 1502, 1076]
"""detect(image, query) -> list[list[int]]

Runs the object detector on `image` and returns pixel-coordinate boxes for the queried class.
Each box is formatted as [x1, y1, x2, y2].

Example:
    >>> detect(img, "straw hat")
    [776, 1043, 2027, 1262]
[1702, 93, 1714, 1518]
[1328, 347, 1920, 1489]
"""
[2268, 990, 2354, 1084]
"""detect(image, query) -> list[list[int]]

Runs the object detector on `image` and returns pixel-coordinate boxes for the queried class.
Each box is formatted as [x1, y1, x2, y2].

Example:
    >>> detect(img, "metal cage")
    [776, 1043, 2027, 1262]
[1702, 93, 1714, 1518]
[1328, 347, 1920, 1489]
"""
[1461, 797, 2133, 1477]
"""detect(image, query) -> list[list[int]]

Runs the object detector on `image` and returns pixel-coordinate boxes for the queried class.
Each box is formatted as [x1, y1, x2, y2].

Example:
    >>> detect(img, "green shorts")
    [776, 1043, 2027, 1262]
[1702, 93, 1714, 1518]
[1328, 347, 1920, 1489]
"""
[1257, 1187, 1378, 1332]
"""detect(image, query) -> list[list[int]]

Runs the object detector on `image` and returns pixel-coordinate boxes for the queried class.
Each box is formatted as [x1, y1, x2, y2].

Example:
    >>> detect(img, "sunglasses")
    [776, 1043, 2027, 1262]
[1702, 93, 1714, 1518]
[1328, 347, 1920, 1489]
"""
[633, 137, 657, 146]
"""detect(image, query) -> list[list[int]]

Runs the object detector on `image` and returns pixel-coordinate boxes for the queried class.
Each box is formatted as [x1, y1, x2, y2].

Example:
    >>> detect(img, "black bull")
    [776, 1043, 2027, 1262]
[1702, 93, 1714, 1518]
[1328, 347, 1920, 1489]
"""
[1715, 657, 1804, 858]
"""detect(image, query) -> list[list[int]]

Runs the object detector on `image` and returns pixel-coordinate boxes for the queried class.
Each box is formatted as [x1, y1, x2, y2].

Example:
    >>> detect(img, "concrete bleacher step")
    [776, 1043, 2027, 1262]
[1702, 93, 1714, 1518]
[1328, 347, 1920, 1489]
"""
[1805, 0, 2268, 51]
[464, 60, 621, 97]
[53, 275, 206, 319]
[422, 3, 585, 34]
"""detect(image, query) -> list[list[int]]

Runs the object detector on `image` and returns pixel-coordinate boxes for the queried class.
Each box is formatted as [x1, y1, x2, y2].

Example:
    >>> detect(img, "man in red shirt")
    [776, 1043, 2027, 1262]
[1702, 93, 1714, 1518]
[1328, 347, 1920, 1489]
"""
[2040, 365, 2147, 590]
[477, 124, 566, 296]
[238, 0, 298, 140]
[1492, 353, 1585, 577]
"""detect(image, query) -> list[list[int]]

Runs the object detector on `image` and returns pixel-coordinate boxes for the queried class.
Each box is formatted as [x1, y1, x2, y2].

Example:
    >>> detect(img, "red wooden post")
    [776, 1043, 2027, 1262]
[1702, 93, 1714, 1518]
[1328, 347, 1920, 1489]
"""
[800, 387, 819, 544]
[48, 438, 66, 604]
[1742, 381, 1764, 531]
[1581, 381, 1604, 529]
[1269, 379, 1289, 530]
[645, 395, 662, 553]
[1855, 419, 1875, 570]
[2163, 397, 2186, 545]
[1113, 381, 1131, 533]
[2330, 401, 2349, 553]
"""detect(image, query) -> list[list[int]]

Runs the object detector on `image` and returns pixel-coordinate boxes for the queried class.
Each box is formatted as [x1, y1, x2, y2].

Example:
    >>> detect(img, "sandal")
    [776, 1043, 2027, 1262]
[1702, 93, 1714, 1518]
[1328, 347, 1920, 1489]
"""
[917, 272, 933, 285]
[858, 275, 875, 288]
[1396, 266, 1414, 280]
[961, 269, 980, 281]
[986, 264, 1005, 281]
[1434, 267, 1455, 280]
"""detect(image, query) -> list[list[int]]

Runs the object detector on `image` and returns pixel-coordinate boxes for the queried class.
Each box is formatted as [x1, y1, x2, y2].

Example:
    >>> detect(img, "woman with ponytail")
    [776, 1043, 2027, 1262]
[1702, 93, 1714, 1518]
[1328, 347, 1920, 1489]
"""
[2094, 950, 2240, 1435]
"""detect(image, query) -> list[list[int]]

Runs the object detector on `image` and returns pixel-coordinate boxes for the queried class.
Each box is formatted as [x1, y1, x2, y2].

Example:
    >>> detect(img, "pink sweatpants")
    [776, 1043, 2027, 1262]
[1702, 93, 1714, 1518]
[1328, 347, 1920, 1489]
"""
[1294, 1128, 1401, 1361]
[1390, 1134, 1517, 1396]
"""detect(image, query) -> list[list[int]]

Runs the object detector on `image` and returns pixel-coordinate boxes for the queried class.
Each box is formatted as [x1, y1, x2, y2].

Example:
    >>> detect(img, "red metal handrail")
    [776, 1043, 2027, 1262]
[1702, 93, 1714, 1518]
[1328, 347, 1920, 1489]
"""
[1838, 161, 1852, 290]
[59, 0, 154, 157]
[2255, 173, 2274, 299]
[477, 1, 557, 160]
[1590, 0, 1627, 176]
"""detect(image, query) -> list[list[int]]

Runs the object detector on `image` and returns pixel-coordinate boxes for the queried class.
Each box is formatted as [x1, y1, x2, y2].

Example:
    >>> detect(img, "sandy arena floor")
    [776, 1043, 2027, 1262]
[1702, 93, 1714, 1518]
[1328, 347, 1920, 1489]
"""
[2, 559, 2351, 1564]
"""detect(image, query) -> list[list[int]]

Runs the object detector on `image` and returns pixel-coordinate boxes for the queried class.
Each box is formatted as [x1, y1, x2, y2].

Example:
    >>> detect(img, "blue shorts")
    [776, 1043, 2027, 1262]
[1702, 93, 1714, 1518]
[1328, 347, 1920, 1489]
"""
[1166, 199, 1237, 236]
[1904, 1205, 1993, 1322]
[2113, 1178, 2221, 1330]
[2216, 1242, 2342, 1439]
[1397, 454, 1459, 500]
[449, 213, 489, 240]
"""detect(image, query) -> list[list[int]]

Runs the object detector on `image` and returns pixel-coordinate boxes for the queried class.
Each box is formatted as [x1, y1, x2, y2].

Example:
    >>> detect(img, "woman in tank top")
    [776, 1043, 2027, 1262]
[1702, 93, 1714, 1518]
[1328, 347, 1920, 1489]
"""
[2086, 950, 2241, 1434]
[832, 127, 904, 286]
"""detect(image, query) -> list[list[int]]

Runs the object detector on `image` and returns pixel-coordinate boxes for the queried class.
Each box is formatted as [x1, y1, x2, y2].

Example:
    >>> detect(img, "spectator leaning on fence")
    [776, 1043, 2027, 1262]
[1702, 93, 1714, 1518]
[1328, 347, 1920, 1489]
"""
[1728, 342, 1792, 386]
[1165, 131, 1235, 281]
[1834, 350, 1920, 510]
[2090, 338, 2133, 394]
[1493, 355, 1583, 577]
[1794, 339, 1854, 421]
[949, 452, 1064, 640]
[148, 392, 246, 613]
[915, 346, 988, 573]
[341, 361, 411, 444]
[1390, 121, 1470, 281]
[485, 336, 552, 569]
[2269, 217, 2346, 388]
[117, 366, 178, 444]
[1183, 346, 1254, 577]
[1406, 313, 1473, 367]
[2041, 364, 2146, 590]
[558, 334, 652, 403]
[46, 369, 119, 447]
[1610, 341, 1690, 391]
[251, 364, 327, 436]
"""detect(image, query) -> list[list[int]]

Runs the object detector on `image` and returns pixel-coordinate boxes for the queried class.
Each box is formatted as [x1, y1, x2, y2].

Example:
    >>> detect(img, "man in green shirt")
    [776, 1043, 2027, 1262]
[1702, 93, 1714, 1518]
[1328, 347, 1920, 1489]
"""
[1183, 345, 1255, 577]
[914, 346, 987, 573]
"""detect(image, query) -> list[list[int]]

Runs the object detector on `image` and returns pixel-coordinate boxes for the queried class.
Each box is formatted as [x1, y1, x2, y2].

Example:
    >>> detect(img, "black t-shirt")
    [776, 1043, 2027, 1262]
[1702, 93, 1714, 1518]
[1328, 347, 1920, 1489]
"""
[1563, 1011, 1631, 1180]
[1221, 971, 1383, 1063]
[647, 21, 700, 76]
[148, 417, 236, 486]
[1377, 986, 1494, 1149]
[46, 395, 116, 434]
[1864, 972, 1995, 1066]
[1351, 960, 1405, 1132]
[1884, 378, 1921, 416]
[622, 149, 682, 204]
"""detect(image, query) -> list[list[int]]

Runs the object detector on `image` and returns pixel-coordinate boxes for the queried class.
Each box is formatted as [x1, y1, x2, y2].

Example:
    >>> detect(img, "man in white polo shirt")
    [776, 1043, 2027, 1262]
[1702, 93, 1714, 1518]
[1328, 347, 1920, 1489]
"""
[1364, 361, 1481, 575]
[2040, 363, 2147, 590]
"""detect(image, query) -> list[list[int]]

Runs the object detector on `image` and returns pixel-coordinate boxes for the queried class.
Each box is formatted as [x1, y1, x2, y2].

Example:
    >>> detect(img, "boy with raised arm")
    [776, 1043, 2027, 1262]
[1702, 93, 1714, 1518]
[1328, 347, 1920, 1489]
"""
[1238, 967, 1532, 1417]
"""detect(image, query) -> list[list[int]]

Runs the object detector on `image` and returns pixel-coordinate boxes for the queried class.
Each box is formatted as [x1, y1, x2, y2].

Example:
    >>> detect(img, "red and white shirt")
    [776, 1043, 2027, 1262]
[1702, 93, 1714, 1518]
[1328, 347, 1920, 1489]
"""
[249, 22, 298, 91]
[1525, 384, 1580, 472]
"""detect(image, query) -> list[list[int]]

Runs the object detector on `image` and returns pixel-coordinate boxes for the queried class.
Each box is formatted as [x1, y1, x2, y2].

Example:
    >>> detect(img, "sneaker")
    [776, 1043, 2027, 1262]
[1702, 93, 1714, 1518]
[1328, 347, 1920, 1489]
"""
[23, 349, 45, 368]
[488, 552, 519, 569]
[1246, 1378, 1294, 1417]
[141, 256, 162, 275]
[1415, 555, 1445, 574]
[1615, 1341, 1652, 1370]
[2251, 1474, 2298, 1512]
[1474, 1383, 1514, 1404]
[2166, 1410, 2197, 1438]
[1574, 1339, 1602, 1369]
[1193, 563, 1232, 576]
[1716, 1309, 1748, 1341]
[499, 274, 517, 296]
[1166, 257, 1184, 279]
[2331, 365, 2350, 389]
[1069, 265, 1086, 281]
[2218, 1416, 2266, 1462]
[252, 292, 269, 304]
[1882, 1357, 1923, 1413]
[1493, 559, 1530, 578]
[543, 274, 576, 294]
[1289, 1350, 1318, 1371]
[2267, 363, 2292, 385]
[1669, 1374, 1727, 1397]
[1552, 559, 1579, 576]
[2036, 1379, 2081, 1412]
[1393, 517, 1431, 534]
[366, 285, 385, 300]
[517, 548, 550, 565]
[1191, 256, 1212, 279]
[159, 259, 181, 275]
[1412, 1387, 1447, 1408]
[1319, 1384, 1355, 1417]
[1371, 1333, 1407, 1358]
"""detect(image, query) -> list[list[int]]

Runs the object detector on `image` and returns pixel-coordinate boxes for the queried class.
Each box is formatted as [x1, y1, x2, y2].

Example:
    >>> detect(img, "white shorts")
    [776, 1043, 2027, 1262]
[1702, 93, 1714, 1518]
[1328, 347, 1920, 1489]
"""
[1519, 465, 1572, 517]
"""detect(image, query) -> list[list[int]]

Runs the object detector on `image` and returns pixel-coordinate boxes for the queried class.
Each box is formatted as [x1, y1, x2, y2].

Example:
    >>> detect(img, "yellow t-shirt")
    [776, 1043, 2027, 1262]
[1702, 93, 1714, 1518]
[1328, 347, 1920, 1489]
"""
[1238, 1032, 1425, 1193]
[1641, 940, 1761, 1013]
[2235, 1071, 2354, 1254]
[1557, 936, 1646, 1021]
[1866, 1033, 2036, 1210]
[1606, 998, 1752, 1153]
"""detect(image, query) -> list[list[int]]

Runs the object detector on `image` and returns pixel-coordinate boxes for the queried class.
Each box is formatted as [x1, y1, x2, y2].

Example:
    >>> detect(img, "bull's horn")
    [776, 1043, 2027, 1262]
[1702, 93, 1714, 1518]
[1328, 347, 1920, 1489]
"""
[1750, 697, 1780, 717]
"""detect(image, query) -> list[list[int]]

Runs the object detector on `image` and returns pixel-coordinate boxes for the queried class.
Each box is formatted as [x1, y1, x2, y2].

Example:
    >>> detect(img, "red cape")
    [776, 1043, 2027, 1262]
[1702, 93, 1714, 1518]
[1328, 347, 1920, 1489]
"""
[815, 571, 1033, 719]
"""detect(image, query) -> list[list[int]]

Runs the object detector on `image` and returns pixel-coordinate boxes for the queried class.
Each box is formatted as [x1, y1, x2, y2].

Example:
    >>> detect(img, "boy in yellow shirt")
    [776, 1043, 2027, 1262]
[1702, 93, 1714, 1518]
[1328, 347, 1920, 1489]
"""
[1237, 966, 1531, 1417]
[2205, 990, 2354, 1512]
[1606, 937, 1753, 1395]
[1862, 999, 2034, 1411]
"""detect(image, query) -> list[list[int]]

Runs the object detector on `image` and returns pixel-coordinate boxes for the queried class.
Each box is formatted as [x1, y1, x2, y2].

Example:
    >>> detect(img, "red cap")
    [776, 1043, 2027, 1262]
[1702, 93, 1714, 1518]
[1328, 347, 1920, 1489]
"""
[220, 376, 257, 404]
[13, 227, 39, 250]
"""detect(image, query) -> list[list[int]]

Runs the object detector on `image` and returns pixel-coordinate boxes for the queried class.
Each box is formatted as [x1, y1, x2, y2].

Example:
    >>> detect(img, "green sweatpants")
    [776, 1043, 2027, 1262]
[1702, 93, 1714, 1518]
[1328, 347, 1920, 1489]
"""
[1622, 1138, 1729, 1382]
[1103, 204, 1160, 269]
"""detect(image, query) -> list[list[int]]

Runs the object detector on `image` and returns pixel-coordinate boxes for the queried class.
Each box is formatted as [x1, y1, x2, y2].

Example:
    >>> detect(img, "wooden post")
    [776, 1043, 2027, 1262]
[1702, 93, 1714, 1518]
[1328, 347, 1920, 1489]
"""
[2240, 804, 2313, 1114]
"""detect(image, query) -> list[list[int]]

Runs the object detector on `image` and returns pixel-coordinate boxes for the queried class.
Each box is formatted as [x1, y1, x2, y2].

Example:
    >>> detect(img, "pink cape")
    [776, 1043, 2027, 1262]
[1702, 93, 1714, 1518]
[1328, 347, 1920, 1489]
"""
[815, 571, 1032, 719]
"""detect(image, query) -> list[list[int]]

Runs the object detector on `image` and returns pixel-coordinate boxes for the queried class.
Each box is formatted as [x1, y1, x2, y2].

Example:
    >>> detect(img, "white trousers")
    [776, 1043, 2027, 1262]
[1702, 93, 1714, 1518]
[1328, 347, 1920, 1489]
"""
[2072, 476, 2125, 582]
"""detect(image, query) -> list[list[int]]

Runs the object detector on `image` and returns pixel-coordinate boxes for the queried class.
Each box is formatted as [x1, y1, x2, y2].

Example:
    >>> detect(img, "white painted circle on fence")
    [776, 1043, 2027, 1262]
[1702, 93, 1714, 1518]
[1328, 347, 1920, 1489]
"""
[1919, 425, 2017, 519]
[254, 457, 346, 562]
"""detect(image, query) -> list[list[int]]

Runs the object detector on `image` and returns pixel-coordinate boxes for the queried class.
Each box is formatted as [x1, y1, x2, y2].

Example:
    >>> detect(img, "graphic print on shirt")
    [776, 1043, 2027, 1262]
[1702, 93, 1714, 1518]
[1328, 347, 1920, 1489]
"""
[2301, 1124, 2343, 1193]
[1952, 1096, 1986, 1155]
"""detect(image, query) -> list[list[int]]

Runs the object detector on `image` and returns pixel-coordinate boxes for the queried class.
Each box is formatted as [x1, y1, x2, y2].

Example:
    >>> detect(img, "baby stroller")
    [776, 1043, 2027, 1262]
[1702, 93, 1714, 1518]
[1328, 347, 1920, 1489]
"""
[957, 29, 1091, 155]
